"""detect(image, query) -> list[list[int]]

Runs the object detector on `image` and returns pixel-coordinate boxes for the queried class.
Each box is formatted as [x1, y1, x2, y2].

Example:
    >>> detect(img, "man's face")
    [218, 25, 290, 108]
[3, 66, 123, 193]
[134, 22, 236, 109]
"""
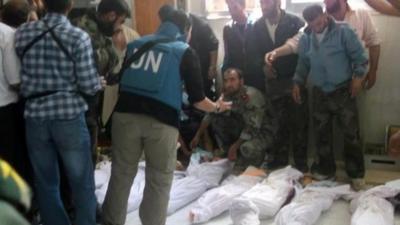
[226, 0, 245, 22]
[223, 70, 243, 96]
[99, 12, 127, 37]
[308, 14, 328, 33]
[260, 0, 279, 18]
[324, 0, 341, 14]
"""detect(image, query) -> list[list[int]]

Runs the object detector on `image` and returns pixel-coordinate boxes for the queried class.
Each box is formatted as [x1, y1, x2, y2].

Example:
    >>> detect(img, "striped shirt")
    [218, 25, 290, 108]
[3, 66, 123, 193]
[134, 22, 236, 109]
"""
[15, 13, 100, 119]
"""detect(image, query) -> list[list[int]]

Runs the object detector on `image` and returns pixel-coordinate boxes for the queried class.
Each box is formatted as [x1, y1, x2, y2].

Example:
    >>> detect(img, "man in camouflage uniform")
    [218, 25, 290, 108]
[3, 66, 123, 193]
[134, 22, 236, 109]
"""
[191, 68, 276, 172]
[293, 5, 367, 189]
[71, 0, 130, 164]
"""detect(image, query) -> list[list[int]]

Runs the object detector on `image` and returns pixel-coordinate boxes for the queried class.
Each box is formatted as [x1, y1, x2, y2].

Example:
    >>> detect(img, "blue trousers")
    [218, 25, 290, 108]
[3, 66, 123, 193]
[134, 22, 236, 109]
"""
[25, 113, 96, 225]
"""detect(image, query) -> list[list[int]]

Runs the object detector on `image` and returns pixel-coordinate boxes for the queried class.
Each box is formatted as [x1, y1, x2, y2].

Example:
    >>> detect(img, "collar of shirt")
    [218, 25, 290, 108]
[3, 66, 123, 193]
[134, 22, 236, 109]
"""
[42, 13, 70, 26]
[264, 10, 282, 44]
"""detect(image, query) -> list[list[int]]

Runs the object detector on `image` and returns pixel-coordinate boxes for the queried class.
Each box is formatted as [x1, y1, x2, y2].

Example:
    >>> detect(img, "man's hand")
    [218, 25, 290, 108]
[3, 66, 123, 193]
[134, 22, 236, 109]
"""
[265, 51, 277, 67]
[99, 76, 107, 89]
[228, 142, 241, 161]
[292, 84, 302, 104]
[351, 77, 364, 98]
[216, 94, 232, 113]
[362, 70, 377, 90]
[208, 66, 217, 80]
[389, 130, 400, 157]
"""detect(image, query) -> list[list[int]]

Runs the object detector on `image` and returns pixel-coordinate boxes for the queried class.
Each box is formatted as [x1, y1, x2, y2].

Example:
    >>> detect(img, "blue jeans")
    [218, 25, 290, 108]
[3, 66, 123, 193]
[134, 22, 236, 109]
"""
[25, 113, 96, 225]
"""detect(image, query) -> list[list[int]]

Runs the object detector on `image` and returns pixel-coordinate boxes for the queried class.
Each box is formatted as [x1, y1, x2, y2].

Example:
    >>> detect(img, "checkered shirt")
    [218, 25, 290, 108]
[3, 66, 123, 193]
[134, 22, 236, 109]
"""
[15, 13, 101, 119]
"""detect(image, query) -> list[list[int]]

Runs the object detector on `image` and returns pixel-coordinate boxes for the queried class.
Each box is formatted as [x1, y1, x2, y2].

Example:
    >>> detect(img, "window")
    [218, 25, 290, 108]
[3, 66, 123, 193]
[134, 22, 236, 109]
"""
[205, 0, 262, 18]
[205, 0, 370, 18]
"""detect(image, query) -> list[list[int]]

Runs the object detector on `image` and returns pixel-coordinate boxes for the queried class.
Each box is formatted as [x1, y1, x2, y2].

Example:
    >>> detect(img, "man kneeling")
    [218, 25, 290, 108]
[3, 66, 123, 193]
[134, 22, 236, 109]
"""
[191, 68, 276, 172]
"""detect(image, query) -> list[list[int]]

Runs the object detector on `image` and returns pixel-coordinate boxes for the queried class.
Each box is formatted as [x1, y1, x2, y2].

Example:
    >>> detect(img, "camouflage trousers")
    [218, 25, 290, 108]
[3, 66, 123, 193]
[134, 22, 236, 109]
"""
[312, 86, 365, 179]
[211, 118, 269, 172]
[269, 94, 309, 171]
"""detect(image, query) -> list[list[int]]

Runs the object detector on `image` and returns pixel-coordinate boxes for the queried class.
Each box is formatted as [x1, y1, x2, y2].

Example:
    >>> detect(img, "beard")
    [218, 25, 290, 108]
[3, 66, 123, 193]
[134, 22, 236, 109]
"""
[97, 18, 117, 37]
[326, 0, 341, 14]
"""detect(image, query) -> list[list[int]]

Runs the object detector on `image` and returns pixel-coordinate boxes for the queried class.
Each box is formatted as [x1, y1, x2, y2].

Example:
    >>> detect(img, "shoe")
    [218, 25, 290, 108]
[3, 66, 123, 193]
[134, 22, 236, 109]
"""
[351, 178, 366, 191]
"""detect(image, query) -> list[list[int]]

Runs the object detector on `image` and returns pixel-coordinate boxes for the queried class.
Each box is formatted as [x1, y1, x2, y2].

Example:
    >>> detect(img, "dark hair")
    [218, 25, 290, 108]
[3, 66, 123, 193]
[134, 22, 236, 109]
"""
[1, 0, 31, 27]
[224, 68, 243, 79]
[97, 0, 131, 18]
[303, 4, 323, 22]
[158, 4, 174, 22]
[162, 8, 191, 34]
[42, 0, 71, 14]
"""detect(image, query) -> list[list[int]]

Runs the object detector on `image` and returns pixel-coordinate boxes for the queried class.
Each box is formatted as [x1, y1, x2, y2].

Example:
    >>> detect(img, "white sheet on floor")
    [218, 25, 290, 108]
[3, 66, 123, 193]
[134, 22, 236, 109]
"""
[274, 184, 352, 225]
[350, 185, 400, 225]
[167, 159, 231, 215]
[230, 166, 303, 223]
[189, 174, 263, 224]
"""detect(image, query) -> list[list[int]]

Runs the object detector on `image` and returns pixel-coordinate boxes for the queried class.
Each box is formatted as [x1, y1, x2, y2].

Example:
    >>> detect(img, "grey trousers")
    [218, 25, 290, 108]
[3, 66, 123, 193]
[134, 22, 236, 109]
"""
[102, 112, 179, 225]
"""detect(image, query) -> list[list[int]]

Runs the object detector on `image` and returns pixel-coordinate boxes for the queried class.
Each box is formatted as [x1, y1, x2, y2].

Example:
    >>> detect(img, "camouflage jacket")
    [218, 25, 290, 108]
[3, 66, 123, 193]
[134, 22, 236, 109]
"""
[71, 10, 119, 78]
[206, 86, 277, 141]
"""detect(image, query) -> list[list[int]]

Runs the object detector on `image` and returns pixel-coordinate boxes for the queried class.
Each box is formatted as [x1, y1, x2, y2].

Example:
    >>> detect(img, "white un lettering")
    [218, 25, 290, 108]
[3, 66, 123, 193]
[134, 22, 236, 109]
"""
[130, 48, 164, 73]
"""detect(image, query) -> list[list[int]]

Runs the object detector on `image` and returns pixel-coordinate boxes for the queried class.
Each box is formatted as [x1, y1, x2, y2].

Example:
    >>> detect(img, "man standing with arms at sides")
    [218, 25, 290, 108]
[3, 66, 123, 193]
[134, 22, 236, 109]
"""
[293, 4, 368, 190]
[71, 0, 130, 165]
[222, 0, 250, 73]
[14, 0, 101, 224]
[246, 0, 308, 172]
[101, 8, 231, 225]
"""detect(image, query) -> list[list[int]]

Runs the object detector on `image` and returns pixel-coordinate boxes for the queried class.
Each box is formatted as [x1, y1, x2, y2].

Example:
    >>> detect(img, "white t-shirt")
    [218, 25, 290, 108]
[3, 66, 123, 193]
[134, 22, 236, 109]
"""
[0, 22, 20, 107]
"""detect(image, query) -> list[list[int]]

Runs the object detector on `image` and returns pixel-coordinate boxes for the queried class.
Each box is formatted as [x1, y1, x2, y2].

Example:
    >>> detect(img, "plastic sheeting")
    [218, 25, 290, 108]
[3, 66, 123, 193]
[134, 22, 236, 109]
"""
[350, 185, 400, 225]
[275, 185, 352, 225]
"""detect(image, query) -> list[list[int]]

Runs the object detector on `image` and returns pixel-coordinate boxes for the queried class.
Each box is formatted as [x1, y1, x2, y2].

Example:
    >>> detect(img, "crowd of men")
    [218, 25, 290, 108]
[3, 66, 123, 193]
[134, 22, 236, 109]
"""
[0, 0, 399, 225]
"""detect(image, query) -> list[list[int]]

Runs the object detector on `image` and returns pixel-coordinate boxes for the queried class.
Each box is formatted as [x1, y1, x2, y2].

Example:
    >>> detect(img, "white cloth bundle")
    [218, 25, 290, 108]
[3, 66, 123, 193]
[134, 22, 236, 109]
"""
[189, 173, 263, 224]
[167, 159, 231, 215]
[275, 185, 352, 225]
[231, 166, 303, 222]
[350, 185, 400, 225]
[230, 198, 260, 225]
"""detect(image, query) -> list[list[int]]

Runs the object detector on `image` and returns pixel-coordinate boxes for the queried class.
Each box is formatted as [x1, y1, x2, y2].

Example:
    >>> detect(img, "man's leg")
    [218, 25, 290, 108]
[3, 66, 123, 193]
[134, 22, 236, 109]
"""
[234, 138, 267, 172]
[312, 89, 336, 179]
[102, 112, 144, 225]
[291, 92, 309, 173]
[25, 117, 71, 225]
[336, 90, 365, 179]
[268, 97, 291, 169]
[140, 116, 179, 225]
[51, 113, 96, 225]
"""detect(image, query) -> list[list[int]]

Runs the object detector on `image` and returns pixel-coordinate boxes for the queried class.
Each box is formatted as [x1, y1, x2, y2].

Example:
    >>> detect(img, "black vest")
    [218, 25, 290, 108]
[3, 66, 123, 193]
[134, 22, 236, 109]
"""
[245, 11, 304, 92]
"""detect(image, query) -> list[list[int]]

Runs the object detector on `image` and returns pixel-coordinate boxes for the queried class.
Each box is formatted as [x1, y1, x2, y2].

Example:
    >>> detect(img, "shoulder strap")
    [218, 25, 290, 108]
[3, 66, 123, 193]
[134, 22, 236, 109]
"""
[43, 22, 75, 63]
[107, 38, 174, 85]
[21, 23, 60, 60]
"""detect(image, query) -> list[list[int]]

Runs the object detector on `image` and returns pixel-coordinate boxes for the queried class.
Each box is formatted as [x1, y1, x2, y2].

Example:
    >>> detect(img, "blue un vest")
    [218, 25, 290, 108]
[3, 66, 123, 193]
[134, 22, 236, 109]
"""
[120, 23, 189, 111]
